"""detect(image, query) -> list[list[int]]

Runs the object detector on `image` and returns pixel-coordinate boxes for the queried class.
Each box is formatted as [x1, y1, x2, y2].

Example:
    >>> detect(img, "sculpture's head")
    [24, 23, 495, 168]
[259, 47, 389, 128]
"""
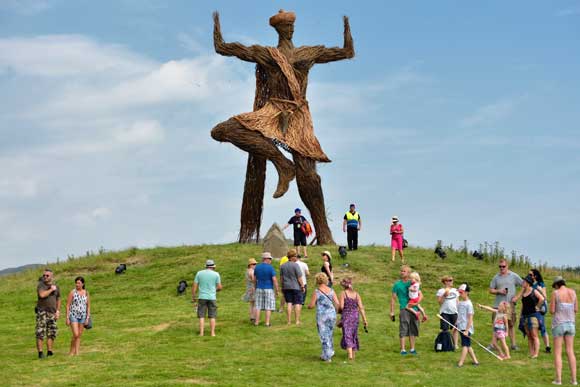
[269, 9, 295, 40]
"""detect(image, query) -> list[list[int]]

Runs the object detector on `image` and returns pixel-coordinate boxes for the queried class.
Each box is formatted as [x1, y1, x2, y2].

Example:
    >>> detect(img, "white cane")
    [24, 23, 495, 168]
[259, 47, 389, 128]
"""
[436, 314, 503, 361]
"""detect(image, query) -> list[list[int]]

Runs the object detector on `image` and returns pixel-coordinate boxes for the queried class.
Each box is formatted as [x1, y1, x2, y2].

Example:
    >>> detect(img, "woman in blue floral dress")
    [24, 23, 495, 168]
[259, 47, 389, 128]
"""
[338, 277, 368, 360]
[309, 272, 339, 362]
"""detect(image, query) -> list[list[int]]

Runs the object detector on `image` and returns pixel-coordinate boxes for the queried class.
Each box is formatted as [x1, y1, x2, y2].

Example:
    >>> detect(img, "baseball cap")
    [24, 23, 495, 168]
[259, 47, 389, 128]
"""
[294, 208, 301, 213]
[458, 283, 470, 293]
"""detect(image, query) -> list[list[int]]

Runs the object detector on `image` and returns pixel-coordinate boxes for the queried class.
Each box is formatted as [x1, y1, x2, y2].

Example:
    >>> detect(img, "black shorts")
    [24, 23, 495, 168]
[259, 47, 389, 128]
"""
[283, 289, 303, 305]
[440, 313, 458, 331]
[461, 332, 471, 347]
[293, 232, 307, 246]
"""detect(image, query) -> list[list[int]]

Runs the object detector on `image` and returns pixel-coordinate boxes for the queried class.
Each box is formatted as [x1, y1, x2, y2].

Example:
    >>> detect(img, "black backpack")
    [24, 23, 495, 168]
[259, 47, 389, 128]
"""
[434, 331, 455, 352]
[338, 246, 347, 259]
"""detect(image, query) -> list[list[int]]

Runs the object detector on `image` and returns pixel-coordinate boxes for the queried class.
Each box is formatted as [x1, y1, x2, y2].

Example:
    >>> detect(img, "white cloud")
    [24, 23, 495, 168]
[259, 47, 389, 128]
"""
[72, 207, 112, 227]
[0, 35, 154, 77]
[0, 178, 38, 198]
[114, 120, 165, 145]
[460, 97, 520, 128]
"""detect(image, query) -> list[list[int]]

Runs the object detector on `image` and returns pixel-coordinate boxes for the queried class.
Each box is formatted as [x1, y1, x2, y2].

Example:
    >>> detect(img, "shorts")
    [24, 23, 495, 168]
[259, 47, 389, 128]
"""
[440, 313, 458, 331]
[391, 237, 403, 251]
[197, 299, 217, 318]
[255, 288, 276, 311]
[522, 314, 540, 331]
[293, 232, 307, 246]
[399, 309, 419, 338]
[494, 329, 507, 340]
[68, 314, 87, 324]
[35, 311, 58, 340]
[537, 313, 547, 336]
[461, 332, 472, 347]
[552, 322, 575, 337]
[283, 289, 303, 305]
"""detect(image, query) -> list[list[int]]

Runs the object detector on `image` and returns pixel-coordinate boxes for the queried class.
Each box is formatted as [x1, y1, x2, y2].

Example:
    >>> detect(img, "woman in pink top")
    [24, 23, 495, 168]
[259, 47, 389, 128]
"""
[390, 215, 404, 262]
[550, 276, 577, 386]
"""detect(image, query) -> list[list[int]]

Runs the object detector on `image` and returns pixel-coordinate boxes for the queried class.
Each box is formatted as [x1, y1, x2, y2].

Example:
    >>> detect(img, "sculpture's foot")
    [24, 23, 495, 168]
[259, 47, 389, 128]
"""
[273, 161, 295, 198]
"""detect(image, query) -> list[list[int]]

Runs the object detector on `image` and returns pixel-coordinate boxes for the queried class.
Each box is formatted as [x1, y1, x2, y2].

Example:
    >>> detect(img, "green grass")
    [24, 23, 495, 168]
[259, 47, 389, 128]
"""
[0, 244, 577, 386]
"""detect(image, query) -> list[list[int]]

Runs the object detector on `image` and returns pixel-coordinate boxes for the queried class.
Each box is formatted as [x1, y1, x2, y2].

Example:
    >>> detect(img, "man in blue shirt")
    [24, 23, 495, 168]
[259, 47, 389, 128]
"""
[253, 252, 280, 326]
[193, 260, 222, 336]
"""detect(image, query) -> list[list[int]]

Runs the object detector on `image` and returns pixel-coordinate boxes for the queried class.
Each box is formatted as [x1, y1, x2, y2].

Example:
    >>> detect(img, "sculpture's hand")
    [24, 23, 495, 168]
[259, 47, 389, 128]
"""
[343, 16, 351, 35]
[213, 11, 223, 42]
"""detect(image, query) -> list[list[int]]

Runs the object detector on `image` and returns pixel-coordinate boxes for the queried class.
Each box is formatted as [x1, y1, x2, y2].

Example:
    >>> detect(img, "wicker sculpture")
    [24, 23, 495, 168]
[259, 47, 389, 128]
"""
[211, 10, 354, 245]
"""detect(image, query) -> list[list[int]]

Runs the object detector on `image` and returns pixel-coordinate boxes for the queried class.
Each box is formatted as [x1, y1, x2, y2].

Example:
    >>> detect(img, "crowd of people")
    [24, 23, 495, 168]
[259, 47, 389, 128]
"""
[32, 206, 577, 384]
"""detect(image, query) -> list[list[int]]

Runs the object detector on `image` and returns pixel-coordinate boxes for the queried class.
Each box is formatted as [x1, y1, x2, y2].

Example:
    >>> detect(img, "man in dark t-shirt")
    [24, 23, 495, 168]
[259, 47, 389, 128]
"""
[283, 208, 308, 258]
[36, 268, 61, 359]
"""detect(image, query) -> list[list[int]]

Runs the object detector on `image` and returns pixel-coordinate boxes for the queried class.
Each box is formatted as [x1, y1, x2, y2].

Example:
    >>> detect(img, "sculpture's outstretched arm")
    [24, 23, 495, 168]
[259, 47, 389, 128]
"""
[213, 12, 269, 64]
[314, 16, 355, 63]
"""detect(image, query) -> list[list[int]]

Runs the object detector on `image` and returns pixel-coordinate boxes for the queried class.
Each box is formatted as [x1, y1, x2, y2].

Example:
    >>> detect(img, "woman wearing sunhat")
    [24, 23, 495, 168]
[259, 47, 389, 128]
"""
[321, 251, 334, 287]
[390, 216, 404, 262]
[242, 258, 258, 323]
[550, 276, 577, 385]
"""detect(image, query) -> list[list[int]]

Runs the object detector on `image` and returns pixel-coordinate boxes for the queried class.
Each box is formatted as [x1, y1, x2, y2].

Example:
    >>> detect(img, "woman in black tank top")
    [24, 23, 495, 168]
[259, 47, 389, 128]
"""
[519, 275, 545, 358]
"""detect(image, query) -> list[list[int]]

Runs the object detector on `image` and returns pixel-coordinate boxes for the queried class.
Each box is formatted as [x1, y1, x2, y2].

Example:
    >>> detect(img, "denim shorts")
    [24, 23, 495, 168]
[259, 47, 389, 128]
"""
[552, 322, 575, 337]
[69, 315, 86, 324]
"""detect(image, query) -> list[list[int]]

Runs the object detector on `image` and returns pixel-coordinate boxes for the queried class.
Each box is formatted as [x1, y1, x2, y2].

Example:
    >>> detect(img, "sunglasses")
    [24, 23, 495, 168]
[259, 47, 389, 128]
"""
[43, 274, 51, 277]
[498, 265, 506, 268]
[445, 279, 453, 282]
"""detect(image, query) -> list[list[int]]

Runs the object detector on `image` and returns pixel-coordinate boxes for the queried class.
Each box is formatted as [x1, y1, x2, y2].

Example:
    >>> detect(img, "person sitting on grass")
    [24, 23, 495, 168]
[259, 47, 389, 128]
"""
[405, 271, 427, 322]
[478, 301, 511, 359]
[457, 283, 479, 367]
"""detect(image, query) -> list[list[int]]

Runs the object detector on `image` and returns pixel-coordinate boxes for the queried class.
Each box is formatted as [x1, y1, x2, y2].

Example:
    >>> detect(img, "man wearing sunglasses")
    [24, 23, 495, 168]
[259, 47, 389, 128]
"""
[36, 269, 61, 359]
[489, 258, 523, 351]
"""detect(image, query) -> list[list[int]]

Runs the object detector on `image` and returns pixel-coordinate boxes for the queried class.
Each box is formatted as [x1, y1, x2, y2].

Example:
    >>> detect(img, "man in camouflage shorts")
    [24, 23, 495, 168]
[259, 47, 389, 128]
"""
[36, 269, 61, 359]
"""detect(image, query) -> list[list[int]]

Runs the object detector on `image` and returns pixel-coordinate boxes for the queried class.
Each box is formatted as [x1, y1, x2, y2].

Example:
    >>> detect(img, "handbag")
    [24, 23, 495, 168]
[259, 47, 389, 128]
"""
[84, 316, 93, 330]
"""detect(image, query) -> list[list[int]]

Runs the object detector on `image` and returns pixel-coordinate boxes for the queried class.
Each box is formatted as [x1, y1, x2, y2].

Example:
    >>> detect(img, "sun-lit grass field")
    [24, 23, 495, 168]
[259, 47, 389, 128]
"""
[0, 244, 577, 386]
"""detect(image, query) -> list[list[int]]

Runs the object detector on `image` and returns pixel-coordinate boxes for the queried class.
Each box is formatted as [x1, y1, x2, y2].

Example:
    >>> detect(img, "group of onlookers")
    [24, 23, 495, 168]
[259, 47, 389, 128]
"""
[33, 242, 577, 384]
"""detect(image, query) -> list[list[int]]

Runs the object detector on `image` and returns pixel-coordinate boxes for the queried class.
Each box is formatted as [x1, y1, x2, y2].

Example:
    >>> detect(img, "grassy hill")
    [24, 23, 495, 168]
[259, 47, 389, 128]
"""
[0, 244, 577, 386]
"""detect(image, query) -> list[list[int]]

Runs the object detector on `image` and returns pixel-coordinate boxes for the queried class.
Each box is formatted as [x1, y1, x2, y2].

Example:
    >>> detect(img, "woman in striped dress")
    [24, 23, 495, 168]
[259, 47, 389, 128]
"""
[66, 276, 90, 355]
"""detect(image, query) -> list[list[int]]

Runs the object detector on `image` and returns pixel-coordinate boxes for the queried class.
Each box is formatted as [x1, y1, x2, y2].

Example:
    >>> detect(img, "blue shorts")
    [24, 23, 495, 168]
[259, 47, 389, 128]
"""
[552, 322, 575, 337]
[69, 315, 86, 324]
[283, 289, 303, 305]
[461, 332, 471, 347]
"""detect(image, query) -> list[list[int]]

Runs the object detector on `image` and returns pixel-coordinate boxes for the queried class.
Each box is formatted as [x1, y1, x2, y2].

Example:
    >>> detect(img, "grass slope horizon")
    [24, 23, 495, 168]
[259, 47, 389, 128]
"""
[0, 243, 578, 386]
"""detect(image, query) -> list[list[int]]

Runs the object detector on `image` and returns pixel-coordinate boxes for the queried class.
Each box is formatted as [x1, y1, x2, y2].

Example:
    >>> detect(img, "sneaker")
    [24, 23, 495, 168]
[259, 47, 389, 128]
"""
[472, 362, 479, 366]
[47, 351, 53, 357]
[400, 350, 407, 355]
[545, 346, 551, 353]
[38, 352, 44, 359]
[551, 381, 561, 386]
[510, 344, 519, 351]
[410, 349, 417, 355]
[486, 344, 496, 351]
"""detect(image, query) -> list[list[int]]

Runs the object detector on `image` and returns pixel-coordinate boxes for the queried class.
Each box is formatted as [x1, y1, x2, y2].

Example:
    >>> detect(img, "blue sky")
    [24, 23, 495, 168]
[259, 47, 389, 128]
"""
[1, 0, 579, 270]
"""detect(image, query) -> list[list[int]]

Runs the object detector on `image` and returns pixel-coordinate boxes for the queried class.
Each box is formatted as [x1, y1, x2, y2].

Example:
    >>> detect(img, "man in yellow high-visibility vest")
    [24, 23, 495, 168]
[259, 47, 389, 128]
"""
[342, 204, 361, 250]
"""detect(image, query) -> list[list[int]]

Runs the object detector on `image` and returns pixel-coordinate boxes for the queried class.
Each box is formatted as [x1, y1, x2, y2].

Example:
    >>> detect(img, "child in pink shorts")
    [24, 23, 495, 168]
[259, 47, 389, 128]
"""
[478, 301, 511, 359]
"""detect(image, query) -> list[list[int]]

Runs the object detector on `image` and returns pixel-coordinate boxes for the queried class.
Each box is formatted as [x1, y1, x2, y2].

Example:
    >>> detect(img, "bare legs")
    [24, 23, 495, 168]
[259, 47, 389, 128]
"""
[399, 336, 416, 352]
[254, 310, 272, 326]
[68, 323, 84, 355]
[525, 326, 540, 358]
[458, 345, 479, 366]
[285, 303, 302, 325]
[391, 247, 404, 262]
[554, 335, 578, 384]
[36, 338, 54, 354]
[199, 317, 216, 336]
[212, 119, 295, 198]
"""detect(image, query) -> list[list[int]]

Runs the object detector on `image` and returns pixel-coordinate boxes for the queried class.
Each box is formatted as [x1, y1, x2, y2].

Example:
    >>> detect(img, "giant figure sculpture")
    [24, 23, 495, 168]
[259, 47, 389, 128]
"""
[211, 10, 354, 245]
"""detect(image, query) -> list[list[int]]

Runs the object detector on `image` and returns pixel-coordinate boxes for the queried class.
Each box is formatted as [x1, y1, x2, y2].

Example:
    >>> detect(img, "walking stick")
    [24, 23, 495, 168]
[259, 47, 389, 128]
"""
[436, 314, 503, 361]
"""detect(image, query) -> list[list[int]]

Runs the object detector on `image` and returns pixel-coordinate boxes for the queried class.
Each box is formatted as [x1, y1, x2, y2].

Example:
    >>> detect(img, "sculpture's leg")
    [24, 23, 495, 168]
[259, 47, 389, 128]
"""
[211, 118, 295, 198]
[239, 154, 266, 243]
[292, 153, 335, 245]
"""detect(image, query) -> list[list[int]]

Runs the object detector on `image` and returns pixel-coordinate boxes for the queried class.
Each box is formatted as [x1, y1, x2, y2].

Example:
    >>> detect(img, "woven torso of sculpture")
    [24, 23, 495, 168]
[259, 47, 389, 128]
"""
[233, 47, 330, 162]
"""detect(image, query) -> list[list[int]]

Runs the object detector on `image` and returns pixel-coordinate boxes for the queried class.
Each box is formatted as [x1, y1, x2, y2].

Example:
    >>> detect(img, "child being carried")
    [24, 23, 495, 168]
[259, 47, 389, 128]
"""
[406, 272, 428, 322]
